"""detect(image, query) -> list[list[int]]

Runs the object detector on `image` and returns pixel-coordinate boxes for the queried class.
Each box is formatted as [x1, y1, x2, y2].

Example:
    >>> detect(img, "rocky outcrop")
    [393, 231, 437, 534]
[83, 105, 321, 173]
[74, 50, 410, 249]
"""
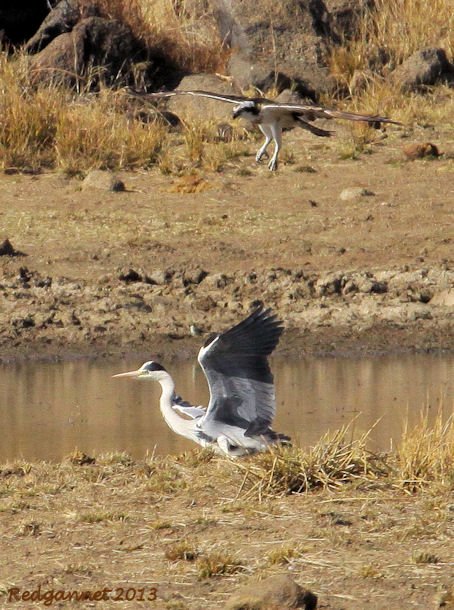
[28, 14, 168, 89]
[215, 0, 340, 99]
[25, 0, 177, 90]
[25, 0, 93, 54]
[391, 48, 454, 92]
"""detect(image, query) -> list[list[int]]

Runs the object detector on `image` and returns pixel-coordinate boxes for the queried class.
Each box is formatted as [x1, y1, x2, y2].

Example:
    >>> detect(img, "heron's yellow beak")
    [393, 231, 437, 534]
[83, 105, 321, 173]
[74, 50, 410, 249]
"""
[112, 369, 142, 379]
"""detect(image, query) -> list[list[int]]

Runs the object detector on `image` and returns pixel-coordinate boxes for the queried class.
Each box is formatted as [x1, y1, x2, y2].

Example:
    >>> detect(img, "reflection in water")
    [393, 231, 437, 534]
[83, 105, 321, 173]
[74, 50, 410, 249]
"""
[0, 354, 453, 461]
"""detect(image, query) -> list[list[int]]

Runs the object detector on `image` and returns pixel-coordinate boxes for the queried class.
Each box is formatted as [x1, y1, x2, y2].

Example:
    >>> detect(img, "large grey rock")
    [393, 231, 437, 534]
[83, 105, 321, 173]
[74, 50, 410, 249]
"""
[166, 74, 238, 122]
[221, 0, 339, 98]
[224, 574, 317, 610]
[392, 48, 454, 92]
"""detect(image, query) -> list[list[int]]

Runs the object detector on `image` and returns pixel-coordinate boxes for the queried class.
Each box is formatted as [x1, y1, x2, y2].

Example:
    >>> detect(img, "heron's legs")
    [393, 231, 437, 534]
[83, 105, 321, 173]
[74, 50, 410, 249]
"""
[256, 124, 273, 163]
[268, 124, 282, 171]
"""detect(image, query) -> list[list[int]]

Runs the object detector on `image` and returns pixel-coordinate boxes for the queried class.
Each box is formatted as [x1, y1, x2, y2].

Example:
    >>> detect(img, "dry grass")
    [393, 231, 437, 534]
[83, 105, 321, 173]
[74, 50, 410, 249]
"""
[0, 54, 168, 173]
[329, 0, 454, 122]
[395, 411, 454, 491]
[232, 425, 389, 499]
[1, 416, 453, 608]
[2, 0, 452, 174]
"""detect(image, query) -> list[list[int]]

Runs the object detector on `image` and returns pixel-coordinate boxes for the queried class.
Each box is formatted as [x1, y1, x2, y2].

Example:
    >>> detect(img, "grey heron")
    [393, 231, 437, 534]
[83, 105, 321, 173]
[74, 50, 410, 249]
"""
[129, 88, 401, 171]
[113, 306, 290, 456]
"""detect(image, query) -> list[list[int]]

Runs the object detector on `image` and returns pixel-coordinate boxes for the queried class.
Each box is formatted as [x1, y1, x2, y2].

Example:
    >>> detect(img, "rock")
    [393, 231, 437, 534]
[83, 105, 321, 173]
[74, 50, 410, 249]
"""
[315, 273, 342, 297]
[0, 238, 24, 257]
[430, 289, 454, 307]
[118, 269, 142, 283]
[28, 15, 160, 89]
[402, 143, 440, 160]
[182, 267, 208, 286]
[0, 1, 50, 46]
[166, 74, 238, 122]
[339, 187, 375, 201]
[222, 0, 338, 97]
[145, 270, 173, 285]
[391, 48, 454, 92]
[325, 0, 375, 39]
[25, 0, 89, 54]
[224, 574, 317, 610]
[193, 295, 216, 312]
[81, 170, 125, 192]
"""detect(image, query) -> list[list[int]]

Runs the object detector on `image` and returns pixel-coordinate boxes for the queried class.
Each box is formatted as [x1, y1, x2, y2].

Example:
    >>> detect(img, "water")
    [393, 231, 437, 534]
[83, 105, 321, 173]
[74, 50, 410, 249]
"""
[0, 354, 453, 462]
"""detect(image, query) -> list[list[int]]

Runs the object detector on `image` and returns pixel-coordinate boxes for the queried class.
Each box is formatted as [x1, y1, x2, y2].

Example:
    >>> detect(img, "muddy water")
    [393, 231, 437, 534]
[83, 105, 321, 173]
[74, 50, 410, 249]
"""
[1, 354, 453, 461]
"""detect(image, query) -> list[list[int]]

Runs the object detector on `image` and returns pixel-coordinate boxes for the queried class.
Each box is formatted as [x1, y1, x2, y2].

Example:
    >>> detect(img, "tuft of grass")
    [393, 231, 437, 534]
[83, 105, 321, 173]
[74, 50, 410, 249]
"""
[395, 411, 454, 491]
[196, 551, 244, 580]
[267, 543, 306, 565]
[412, 550, 440, 565]
[55, 91, 166, 173]
[149, 519, 173, 531]
[234, 425, 388, 498]
[165, 540, 199, 562]
[78, 511, 129, 524]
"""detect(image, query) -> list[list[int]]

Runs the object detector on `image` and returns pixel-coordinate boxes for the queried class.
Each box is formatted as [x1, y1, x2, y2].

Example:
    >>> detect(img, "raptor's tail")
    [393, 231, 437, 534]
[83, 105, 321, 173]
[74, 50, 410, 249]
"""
[296, 117, 333, 137]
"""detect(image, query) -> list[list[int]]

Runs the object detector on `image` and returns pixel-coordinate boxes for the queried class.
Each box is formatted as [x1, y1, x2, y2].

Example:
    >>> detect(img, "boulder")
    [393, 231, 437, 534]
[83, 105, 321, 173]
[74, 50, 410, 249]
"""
[166, 74, 238, 122]
[221, 0, 339, 98]
[325, 0, 375, 38]
[391, 48, 454, 92]
[81, 170, 125, 192]
[25, 0, 93, 54]
[29, 16, 155, 88]
[224, 574, 317, 610]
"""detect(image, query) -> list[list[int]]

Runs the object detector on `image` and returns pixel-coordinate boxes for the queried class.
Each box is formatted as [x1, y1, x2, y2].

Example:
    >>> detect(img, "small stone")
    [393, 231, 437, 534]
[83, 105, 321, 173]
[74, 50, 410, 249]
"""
[183, 267, 208, 286]
[0, 238, 16, 256]
[145, 269, 172, 285]
[119, 269, 142, 283]
[82, 170, 125, 192]
[339, 187, 375, 201]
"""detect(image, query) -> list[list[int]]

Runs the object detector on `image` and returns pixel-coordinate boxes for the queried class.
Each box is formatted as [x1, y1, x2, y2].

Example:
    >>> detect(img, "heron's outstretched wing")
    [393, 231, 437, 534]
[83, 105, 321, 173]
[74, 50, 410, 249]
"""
[128, 89, 274, 105]
[262, 103, 402, 125]
[198, 307, 283, 436]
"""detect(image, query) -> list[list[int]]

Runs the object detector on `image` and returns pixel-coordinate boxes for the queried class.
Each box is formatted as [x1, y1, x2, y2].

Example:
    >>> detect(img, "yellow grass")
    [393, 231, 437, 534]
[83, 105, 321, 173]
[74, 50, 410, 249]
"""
[0, 54, 168, 173]
[396, 410, 454, 491]
[329, 0, 454, 122]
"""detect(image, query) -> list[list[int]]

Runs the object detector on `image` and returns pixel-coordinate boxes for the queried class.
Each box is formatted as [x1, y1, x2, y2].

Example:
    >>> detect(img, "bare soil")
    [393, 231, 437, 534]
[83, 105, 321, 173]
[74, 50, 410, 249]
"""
[0, 454, 453, 610]
[0, 124, 453, 363]
[1, 124, 453, 610]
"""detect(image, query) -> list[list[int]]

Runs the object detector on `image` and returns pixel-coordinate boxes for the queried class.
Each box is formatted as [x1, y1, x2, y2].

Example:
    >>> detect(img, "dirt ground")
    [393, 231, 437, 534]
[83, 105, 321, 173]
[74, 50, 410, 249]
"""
[1, 122, 453, 609]
[0, 123, 453, 363]
[1, 453, 453, 610]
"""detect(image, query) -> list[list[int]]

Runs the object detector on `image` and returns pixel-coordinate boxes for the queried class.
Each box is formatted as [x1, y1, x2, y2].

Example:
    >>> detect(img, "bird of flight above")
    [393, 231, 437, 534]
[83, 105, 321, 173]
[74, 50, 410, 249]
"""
[129, 88, 401, 171]
[113, 306, 290, 457]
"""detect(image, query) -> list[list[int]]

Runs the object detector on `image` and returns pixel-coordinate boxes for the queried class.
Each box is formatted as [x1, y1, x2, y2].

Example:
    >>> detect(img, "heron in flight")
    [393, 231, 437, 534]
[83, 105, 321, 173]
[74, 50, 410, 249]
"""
[113, 307, 290, 456]
[129, 88, 401, 171]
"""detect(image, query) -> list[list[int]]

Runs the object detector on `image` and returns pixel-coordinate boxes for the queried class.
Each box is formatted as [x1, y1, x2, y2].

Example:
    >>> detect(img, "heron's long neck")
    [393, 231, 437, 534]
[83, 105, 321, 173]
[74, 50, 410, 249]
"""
[158, 373, 192, 436]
